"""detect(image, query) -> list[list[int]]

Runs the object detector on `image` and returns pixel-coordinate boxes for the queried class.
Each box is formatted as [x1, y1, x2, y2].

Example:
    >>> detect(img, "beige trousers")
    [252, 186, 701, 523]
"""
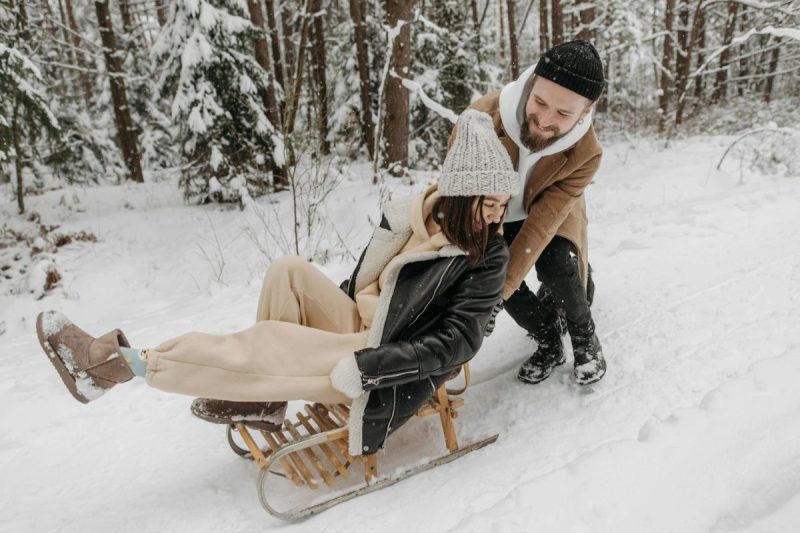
[145, 256, 368, 403]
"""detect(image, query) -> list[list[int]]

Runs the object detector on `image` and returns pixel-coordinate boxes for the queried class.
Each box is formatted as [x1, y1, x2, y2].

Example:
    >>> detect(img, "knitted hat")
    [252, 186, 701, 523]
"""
[439, 110, 519, 197]
[534, 40, 605, 101]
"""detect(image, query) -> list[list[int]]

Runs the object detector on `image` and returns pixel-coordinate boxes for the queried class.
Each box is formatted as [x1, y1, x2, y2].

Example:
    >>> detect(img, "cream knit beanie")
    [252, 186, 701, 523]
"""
[439, 109, 519, 197]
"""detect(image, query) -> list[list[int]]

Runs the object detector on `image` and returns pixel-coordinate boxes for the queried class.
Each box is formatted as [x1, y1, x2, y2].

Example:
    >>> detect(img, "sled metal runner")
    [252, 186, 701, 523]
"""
[222, 365, 499, 521]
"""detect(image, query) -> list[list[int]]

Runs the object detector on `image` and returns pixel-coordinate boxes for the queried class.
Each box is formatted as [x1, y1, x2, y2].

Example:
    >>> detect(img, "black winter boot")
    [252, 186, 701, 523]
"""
[568, 318, 606, 385]
[517, 318, 566, 384]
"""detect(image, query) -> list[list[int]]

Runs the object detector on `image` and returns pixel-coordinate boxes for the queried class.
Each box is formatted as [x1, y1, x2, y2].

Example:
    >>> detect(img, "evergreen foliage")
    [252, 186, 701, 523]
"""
[0, 3, 60, 201]
[409, 1, 490, 167]
[152, 0, 279, 204]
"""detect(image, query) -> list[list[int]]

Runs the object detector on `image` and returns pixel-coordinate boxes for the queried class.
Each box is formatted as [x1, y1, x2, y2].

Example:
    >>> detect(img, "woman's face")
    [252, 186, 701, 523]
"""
[474, 194, 511, 227]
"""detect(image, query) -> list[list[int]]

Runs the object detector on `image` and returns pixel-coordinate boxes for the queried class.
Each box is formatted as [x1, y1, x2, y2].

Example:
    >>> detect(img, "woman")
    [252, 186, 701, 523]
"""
[35, 110, 519, 456]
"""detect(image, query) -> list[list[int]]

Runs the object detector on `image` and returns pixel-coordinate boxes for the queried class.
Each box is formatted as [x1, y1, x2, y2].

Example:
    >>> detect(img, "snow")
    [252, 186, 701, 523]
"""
[2, 135, 800, 531]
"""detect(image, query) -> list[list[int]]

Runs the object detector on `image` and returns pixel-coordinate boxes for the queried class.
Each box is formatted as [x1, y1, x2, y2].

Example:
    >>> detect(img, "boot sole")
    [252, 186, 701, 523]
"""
[36, 312, 91, 404]
[517, 357, 567, 384]
[190, 401, 283, 432]
[575, 366, 606, 385]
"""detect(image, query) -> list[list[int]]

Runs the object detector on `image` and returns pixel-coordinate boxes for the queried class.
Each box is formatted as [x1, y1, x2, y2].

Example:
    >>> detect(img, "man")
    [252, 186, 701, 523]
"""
[451, 39, 607, 385]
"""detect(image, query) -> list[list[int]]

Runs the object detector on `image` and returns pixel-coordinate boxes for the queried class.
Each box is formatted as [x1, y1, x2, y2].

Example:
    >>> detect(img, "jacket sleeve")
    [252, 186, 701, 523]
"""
[354, 237, 509, 391]
[502, 153, 601, 299]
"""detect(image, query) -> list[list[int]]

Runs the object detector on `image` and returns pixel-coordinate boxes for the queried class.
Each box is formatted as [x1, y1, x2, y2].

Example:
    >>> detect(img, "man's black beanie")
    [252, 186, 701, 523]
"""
[534, 40, 605, 101]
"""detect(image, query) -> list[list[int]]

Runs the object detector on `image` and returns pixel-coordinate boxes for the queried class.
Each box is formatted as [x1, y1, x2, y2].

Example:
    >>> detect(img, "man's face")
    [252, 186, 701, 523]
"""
[520, 77, 594, 151]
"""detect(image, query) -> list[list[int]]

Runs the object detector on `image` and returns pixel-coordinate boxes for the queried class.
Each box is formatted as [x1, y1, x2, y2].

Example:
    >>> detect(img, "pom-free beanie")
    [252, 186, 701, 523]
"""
[439, 110, 519, 197]
[534, 40, 605, 101]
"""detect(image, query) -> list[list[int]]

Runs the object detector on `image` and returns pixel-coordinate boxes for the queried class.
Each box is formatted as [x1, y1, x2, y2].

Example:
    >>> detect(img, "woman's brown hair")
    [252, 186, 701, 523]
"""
[433, 195, 504, 264]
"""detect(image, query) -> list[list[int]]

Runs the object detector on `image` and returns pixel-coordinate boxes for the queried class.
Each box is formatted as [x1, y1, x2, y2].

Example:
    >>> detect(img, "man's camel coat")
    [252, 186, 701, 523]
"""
[450, 90, 602, 300]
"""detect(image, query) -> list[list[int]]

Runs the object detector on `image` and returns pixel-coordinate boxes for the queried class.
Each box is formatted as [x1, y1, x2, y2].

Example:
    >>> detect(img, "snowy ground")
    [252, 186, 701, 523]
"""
[1, 135, 799, 532]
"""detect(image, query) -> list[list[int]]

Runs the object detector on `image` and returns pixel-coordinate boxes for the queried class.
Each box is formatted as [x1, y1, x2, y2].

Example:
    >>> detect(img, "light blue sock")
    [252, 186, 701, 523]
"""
[119, 346, 148, 378]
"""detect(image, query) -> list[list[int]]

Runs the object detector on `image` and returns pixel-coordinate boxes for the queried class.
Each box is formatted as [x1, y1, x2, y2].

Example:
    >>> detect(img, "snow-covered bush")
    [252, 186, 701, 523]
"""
[152, 0, 279, 204]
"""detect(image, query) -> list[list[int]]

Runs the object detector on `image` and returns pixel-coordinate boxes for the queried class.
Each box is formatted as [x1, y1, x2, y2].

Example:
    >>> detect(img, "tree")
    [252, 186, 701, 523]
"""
[309, 1, 329, 154]
[539, 0, 549, 53]
[383, 0, 414, 175]
[551, 0, 564, 46]
[658, 0, 675, 131]
[94, 0, 144, 182]
[348, 0, 375, 159]
[711, 1, 740, 103]
[153, 0, 279, 203]
[0, 1, 60, 213]
[506, 0, 519, 79]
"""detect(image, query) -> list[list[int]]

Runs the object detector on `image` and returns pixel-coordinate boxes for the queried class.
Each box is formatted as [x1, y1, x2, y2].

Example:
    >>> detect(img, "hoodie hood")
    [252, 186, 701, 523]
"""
[499, 65, 594, 222]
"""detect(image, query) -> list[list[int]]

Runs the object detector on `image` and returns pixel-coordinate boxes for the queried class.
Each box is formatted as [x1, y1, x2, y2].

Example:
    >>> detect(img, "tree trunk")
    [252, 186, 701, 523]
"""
[95, 0, 143, 183]
[384, 0, 414, 175]
[64, 0, 93, 108]
[310, 1, 329, 154]
[247, 0, 286, 189]
[673, 0, 702, 126]
[54, 0, 78, 101]
[40, 0, 69, 98]
[12, 100, 25, 214]
[658, 0, 675, 132]
[349, 0, 375, 159]
[539, 0, 549, 54]
[470, 0, 481, 51]
[550, 0, 563, 46]
[674, 0, 689, 96]
[118, 0, 135, 35]
[736, 6, 749, 96]
[264, 0, 285, 92]
[692, 6, 705, 101]
[247, 0, 281, 130]
[506, 0, 519, 79]
[282, 1, 296, 92]
[577, 3, 595, 41]
[283, 0, 314, 135]
[711, 1, 739, 104]
[498, 0, 505, 63]
[763, 42, 781, 103]
[155, 1, 168, 27]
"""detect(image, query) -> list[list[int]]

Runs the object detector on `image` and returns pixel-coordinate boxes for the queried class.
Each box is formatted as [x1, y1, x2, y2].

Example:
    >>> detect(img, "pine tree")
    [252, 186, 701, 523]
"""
[0, 1, 60, 213]
[409, 0, 489, 166]
[152, 0, 279, 204]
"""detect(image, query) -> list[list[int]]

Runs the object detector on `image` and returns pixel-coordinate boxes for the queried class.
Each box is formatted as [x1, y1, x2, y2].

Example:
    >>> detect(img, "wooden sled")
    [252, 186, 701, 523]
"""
[221, 365, 498, 521]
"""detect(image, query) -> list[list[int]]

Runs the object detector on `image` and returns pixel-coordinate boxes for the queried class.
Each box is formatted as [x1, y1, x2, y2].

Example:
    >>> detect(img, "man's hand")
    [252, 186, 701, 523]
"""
[484, 301, 504, 337]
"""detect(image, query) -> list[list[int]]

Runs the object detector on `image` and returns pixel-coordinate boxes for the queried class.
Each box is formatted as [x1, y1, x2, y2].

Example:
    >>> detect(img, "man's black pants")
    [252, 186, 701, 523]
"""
[502, 220, 594, 334]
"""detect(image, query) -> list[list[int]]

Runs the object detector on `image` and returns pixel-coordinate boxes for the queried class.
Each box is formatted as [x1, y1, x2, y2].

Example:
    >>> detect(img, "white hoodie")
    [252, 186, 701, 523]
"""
[499, 65, 593, 222]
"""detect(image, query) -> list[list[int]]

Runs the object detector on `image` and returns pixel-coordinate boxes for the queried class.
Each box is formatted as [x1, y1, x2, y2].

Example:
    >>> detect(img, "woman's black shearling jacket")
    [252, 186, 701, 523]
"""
[341, 211, 508, 454]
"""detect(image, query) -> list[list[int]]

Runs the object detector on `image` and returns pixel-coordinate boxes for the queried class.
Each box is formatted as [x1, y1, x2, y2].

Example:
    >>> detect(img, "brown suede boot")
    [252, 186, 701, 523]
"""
[190, 398, 287, 431]
[36, 310, 134, 404]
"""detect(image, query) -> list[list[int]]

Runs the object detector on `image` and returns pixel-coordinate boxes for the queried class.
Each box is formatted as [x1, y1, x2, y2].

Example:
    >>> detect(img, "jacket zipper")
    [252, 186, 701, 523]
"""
[405, 257, 457, 330]
[382, 386, 398, 448]
[363, 369, 417, 388]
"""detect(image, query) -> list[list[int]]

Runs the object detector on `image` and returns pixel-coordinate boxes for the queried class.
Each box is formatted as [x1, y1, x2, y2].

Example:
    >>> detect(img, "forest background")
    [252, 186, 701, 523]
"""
[1, 0, 799, 295]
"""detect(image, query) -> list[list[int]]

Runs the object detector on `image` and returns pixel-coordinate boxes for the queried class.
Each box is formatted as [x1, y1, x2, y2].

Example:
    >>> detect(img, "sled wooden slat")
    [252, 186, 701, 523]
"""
[233, 423, 268, 467]
[259, 430, 304, 487]
[297, 411, 349, 477]
[305, 405, 354, 464]
[284, 417, 337, 487]
[270, 426, 319, 489]
[327, 404, 350, 426]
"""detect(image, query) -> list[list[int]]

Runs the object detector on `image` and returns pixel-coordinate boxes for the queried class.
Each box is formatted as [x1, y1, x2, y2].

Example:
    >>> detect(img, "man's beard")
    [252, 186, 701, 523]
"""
[520, 115, 565, 151]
